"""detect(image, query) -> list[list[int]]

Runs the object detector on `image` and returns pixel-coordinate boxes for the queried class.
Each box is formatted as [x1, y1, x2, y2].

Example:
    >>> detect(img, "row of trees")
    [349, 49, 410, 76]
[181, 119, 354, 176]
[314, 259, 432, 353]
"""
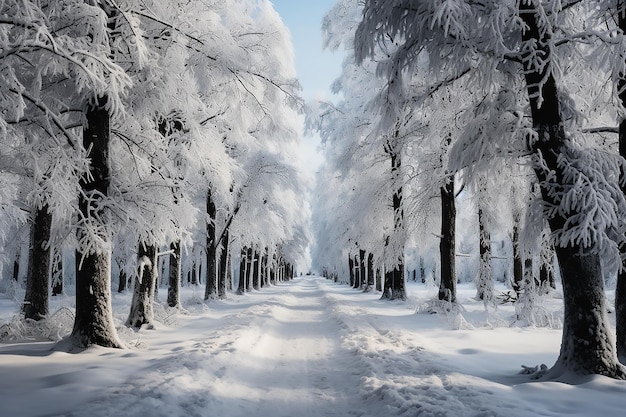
[0, 0, 309, 349]
[312, 0, 626, 379]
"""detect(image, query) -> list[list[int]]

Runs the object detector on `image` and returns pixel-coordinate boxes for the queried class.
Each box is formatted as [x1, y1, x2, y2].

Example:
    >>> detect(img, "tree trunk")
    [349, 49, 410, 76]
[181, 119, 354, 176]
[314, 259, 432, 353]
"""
[23, 204, 52, 320]
[237, 247, 246, 295]
[358, 249, 366, 289]
[253, 249, 261, 290]
[167, 240, 181, 307]
[476, 207, 493, 303]
[51, 245, 63, 296]
[439, 176, 456, 303]
[615, 1, 626, 363]
[70, 96, 122, 349]
[218, 231, 229, 299]
[12, 248, 20, 282]
[348, 254, 355, 287]
[263, 248, 270, 287]
[126, 242, 157, 329]
[353, 254, 359, 288]
[364, 252, 374, 292]
[521, 2, 624, 378]
[512, 213, 523, 296]
[205, 189, 217, 300]
[118, 268, 128, 293]
[246, 246, 254, 291]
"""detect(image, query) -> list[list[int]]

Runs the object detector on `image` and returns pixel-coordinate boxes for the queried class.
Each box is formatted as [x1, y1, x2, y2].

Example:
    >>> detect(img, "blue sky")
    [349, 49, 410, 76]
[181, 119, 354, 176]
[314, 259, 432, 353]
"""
[270, 1, 344, 174]
[270, 0, 343, 101]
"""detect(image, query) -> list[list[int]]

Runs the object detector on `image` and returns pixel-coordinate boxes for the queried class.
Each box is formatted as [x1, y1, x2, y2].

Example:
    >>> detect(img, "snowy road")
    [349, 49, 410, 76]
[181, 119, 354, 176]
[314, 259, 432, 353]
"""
[3, 276, 626, 417]
[62, 277, 367, 417]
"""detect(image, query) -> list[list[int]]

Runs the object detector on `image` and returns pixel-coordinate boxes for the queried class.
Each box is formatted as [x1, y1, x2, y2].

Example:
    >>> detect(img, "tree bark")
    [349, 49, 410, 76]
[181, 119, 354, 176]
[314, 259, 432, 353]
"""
[521, 2, 624, 377]
[364, 252, 374, 292]
[348, 254, 355, 287]
[246, 246, 254, 291]
[439, 176, 456, 303]
[476, 207, 493, 303]
[51, 245, 63, 296]
[253, 249, 261, 290]
[167, 240, 181, 307]
[218, 231, 229, 299]
[12, 248, 20, 282]
[23, 204, 52, 320]
[126, 242, 157, 329]
[205, 188, 218, 300]
[512, 214, 523, 296]
[237, 247, 246, 295]
[359, 249, 366, 290]
[353, 253, 361, 289]
[118, 268, 128, 293]
[70, 96, 122, 349]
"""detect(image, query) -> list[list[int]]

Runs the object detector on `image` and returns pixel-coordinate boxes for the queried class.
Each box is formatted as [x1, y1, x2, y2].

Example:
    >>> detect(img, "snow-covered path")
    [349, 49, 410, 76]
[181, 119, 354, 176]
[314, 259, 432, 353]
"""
[63, 277, 366, 417]
[3, 276, 626, 417]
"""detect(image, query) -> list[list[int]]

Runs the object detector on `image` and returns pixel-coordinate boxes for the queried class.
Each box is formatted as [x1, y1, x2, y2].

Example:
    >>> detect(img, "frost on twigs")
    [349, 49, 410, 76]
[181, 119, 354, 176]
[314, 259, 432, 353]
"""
[539, 144, 626, 271]
[0, 307, 75, 342]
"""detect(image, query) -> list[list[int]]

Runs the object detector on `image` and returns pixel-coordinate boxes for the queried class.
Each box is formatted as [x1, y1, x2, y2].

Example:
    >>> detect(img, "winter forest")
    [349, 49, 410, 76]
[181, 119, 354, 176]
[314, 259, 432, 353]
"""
[3, 0, 626, 416]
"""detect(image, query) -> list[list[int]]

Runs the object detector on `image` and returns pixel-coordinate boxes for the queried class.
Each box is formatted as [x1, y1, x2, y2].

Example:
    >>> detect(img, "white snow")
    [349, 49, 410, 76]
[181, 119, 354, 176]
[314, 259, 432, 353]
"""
[1, 276, 626, 417]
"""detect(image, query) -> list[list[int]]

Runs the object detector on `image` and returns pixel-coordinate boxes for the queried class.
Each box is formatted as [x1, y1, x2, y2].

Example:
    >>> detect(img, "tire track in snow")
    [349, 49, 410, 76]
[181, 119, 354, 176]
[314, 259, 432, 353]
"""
[320, 280, 542, 417]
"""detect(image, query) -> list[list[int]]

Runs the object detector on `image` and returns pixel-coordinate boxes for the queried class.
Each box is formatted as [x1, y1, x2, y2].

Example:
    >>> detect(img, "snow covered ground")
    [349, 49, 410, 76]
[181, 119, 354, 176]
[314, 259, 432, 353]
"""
[1, 276, 626, 417]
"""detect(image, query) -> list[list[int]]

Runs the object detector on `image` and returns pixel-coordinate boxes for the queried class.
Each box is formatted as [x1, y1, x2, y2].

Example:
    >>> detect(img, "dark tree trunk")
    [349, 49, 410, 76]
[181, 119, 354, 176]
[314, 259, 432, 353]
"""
[190, 262, 198, 285]
[270, 254, 277, 285]
[521, 3, 624, 378]
[205, 189, 217, 300]
[476, 207, 493, 302]
[364, 252, 374, 292]
[512, 214, 523, 296]
[353, 253, 361, 288]
[12, 248, 20, 282]
[439, 176, 456, 303]
[348, 254, 355, 287]
[375, 268, 382, 291]
[51, 246, 63, 296]
[218, 231, 229, 299]
[70, 96, 122, 349]
[615, 2, 626, 363]
[118, 268, 128, 293]
[359, 250, 366, 289]
[167, 240, 181, 307]
[253, 249, 261, 290]
[381, 264, 391, 299]
[227, 246, 233, 291]
[126, 242, 157, 329]
[23, 204, 52, 320]
[262, 247, 269, 287]
[237, 247, 246, 295]
[246, 246, 254, 291]
[539, 246, 556, 294]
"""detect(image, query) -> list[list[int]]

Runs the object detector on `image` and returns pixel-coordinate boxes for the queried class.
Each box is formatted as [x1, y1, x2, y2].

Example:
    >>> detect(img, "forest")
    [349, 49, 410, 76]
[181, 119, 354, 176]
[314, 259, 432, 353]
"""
[2, 0, 626, 416]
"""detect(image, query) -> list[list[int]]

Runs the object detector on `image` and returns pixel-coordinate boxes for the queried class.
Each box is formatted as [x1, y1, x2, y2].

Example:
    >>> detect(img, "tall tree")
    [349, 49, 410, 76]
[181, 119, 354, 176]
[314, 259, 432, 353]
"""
[71, 95, 123, 348]
[23, 205, 52, 320]
[127, 242, 157, 329]
[616, 0, 626, 363]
